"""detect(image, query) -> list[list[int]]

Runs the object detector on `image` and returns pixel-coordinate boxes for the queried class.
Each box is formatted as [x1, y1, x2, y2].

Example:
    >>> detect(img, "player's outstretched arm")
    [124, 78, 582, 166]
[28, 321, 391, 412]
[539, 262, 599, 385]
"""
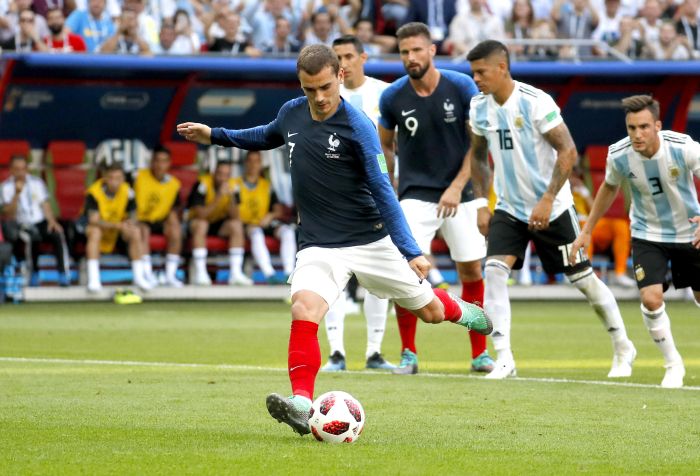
[568, 181, 620, 265]
[690, 216, 700, 249]
[469, 128, 492, 237]
[177, 122, 212, 145]
[530, 122, 578, 230]
[378, 125, 397, 189]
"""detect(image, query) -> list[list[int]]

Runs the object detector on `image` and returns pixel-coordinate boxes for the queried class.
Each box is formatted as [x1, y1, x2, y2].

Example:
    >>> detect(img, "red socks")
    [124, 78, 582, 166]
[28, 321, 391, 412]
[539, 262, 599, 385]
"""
[288, 320, 321, 400]
[395, 304, 417, 354]
[432, 287, 462, 322]
[462, 279, 486, 358]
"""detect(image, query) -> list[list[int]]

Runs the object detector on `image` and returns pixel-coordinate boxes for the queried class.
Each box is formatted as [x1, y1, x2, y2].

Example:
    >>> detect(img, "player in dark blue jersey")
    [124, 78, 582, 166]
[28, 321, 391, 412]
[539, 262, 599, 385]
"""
[377, 22, 493, 375]
[177, 44, 492, 437]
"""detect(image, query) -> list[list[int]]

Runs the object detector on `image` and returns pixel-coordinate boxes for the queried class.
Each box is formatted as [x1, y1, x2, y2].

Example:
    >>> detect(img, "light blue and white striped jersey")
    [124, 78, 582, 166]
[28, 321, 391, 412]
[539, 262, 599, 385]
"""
[469, 80, 573, 222]
[340, 76, 389, 127]
[605, 131, 700, 243]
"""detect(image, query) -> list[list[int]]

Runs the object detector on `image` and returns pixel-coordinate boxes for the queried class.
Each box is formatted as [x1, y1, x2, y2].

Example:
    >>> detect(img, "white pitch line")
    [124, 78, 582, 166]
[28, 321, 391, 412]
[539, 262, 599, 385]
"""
[1, 356, 698, 392]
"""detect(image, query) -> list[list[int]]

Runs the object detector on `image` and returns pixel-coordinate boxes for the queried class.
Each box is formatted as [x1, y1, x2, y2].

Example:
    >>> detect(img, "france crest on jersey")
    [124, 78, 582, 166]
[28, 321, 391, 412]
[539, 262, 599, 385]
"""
[605, 131, 700, 243]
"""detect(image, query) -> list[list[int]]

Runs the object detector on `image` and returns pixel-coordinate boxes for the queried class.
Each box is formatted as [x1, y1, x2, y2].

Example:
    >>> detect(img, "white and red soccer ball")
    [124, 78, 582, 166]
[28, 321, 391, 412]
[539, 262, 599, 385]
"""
[308, 391, 365, 443]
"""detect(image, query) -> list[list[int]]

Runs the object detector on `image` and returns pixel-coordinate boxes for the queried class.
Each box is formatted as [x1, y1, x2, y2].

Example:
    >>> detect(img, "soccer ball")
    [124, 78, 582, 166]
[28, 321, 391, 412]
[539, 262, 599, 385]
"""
[308, 391, 365, 443]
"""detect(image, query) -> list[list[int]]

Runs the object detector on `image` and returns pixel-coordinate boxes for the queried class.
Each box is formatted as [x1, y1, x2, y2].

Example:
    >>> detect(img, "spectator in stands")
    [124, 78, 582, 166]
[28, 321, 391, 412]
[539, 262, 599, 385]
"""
[302, 8, 342, 46]
[134, 145, 184, 288]
[380, 0, 409, 26]
[234, 151, 296, 283]
[505, 0, 535, 57]
[0, 0, 14, 45]
[402, 0, 457, 53]
[209, 11, 260, 55]
[645, 19, 693, 58]
[552, 0, 599, 59]
[187, 160, 252, 286]
[123, 0, 159, 50]
[44, 7, 87, 52]
[446, 0, 505, 57]
[0, 156, 70, 287]
[675, 0, 700, 57]
[353, 17, 390, 55]
[592, 0, 624, 56]
[261, 15, 301, 54]
[172, 8, 200, 52]
[65, 0, 115, 53]
[529, 18, 560, 59]
[639, 0, 663, 44]
[612, 16, 645, 58]
[84, 163, 153, 293]
[8, 0, 49, 40]
[250, 0, 302, 50]
[100, 8, 151, 54]
[1, 8, 48, 50]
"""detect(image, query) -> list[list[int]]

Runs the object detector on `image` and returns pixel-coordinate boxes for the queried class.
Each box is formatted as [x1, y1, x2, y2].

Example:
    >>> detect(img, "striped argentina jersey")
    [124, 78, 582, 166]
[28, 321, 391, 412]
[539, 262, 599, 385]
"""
[340, 76, 389, 127]
[469, 81, 573, 222]
[605, 130, 700, 243]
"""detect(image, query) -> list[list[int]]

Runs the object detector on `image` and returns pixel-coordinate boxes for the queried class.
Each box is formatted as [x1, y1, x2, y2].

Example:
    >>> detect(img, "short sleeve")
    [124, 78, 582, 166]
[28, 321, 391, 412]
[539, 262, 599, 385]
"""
[686, 139, 700, 178]
[604, 155, 623, 187]
[534, 93, 563, 135]
[35, 178, 49, 203]
[84, 194, 99, 215]
[187, 181, 207, 208]
[469, 98, 485, 136]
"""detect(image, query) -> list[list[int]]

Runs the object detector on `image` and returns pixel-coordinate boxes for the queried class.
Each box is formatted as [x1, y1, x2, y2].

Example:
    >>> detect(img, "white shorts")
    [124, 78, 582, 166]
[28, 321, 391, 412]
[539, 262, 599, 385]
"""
[289, 236, 434, 310]
[400, 199, 486, 262]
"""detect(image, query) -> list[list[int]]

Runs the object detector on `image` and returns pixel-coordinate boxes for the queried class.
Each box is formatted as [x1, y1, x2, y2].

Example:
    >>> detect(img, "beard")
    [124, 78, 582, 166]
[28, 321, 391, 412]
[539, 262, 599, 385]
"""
[48, 24, 63, 35]
[406, 62, 429, 80]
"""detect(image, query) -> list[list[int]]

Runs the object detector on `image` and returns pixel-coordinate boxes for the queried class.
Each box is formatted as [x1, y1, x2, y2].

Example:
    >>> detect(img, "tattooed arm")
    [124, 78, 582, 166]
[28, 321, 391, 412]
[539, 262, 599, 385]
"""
[470, 127, 493, 236]
[529, 122, 578, 230]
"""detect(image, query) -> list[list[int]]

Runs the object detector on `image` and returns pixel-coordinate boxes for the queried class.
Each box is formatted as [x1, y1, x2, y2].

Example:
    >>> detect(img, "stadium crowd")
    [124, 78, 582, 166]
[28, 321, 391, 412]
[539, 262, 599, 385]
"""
[2, 0, 700, 60]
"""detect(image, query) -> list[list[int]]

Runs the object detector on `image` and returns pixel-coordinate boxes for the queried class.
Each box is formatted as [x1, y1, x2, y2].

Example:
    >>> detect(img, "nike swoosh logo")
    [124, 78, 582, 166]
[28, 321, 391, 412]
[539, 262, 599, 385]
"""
[401, 109, 415, 116]
[288, 132, 299, 137]
[289, 365, 306, 372]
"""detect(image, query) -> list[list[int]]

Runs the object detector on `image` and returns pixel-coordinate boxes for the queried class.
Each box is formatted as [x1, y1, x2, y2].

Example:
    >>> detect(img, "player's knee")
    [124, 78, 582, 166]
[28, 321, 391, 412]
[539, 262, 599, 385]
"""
[86, 225, 101, 241]
[456, 261, 482, 282]
[640, 288, 664, 312]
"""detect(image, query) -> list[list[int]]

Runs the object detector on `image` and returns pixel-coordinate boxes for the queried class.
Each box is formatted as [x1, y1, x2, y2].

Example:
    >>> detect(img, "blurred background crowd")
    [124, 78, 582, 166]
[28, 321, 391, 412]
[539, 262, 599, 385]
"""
[2, 0, 700, 60]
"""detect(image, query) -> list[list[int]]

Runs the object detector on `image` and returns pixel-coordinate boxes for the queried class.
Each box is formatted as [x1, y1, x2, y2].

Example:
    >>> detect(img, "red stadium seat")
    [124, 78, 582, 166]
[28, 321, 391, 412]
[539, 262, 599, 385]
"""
[163, 141, 197, 167]
[0, 140, 31, 181]
[44, 141, 88, 220]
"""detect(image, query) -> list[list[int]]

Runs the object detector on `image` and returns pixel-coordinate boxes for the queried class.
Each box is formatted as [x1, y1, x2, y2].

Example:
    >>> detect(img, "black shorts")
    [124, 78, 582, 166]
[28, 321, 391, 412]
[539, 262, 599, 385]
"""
[141, 221, 165, 235]
[631, 238, 700, 291]
[487, 208, 590, 274]
[208, 219, 226, 237]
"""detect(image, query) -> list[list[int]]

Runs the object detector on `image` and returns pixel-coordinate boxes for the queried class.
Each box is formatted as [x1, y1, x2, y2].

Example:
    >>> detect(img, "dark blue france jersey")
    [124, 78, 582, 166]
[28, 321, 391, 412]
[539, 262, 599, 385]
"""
[379, 69, 478, 203]
[210, 97, 422, 259]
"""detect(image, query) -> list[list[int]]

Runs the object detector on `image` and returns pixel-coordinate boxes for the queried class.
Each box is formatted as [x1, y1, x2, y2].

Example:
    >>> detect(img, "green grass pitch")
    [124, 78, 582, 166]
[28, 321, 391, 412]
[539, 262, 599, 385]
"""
[1, 300, 699, 475]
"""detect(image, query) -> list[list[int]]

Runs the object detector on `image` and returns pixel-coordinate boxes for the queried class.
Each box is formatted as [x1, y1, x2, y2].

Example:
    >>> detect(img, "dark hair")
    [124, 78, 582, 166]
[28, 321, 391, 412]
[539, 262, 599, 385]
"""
[102, 162, 124, 174]
[621, 95, 660, 120]
[215, 159, 233, 169]
[297, 44, 340, 76]
[311, 8, 331, 24]
[9, 155, 28, 166]
[466, 40, 510, 69]
[152, 144, 171, 157]
[396, 22, 432, 42]
[332, 34, 364, 54]
[354, 17, 373, 29]
[45, 7, 63, 16]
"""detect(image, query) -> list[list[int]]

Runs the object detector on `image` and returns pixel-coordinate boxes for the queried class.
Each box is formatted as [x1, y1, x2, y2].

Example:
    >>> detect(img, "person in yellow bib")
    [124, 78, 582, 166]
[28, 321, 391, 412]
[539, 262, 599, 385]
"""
[234, 151, 297, 284]
[134, 145, 184, 288]
[84, 163, 153, 292]
[187, 160, 251, 285]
